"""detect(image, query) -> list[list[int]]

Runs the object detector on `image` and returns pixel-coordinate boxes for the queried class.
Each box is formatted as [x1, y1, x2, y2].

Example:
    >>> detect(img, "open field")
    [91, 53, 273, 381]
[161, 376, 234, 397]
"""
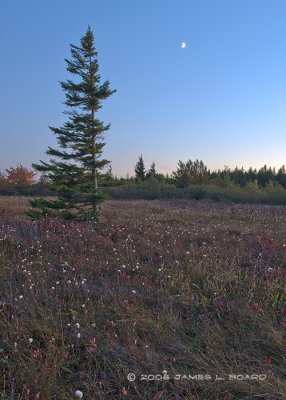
[1, 197, 286, 399]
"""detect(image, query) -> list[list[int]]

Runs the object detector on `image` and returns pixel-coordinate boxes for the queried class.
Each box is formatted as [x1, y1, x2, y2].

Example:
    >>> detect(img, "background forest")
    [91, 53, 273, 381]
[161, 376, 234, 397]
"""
[2, 160, 286, 206]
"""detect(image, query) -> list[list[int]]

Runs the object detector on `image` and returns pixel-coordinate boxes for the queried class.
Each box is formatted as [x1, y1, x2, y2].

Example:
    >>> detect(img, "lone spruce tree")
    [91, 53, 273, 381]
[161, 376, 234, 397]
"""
[29, 27, 116, 221]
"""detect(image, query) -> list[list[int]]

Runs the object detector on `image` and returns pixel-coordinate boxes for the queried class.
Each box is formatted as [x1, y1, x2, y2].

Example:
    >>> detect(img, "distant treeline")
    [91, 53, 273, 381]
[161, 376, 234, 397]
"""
[172, 160, 286, 189]
[128, 157, 286, 190]
[1, 159, 286, 198]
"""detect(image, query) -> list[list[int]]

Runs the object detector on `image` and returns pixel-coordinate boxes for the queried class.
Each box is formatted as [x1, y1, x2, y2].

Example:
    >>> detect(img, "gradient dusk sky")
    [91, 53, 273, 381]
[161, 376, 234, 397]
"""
[1, 0, 286, 177]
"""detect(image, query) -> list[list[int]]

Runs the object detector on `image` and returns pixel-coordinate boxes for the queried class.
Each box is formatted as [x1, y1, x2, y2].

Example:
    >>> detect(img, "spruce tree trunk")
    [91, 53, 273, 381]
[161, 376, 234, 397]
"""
[91, 109, 98, 212]
[90, 51, 98, 214]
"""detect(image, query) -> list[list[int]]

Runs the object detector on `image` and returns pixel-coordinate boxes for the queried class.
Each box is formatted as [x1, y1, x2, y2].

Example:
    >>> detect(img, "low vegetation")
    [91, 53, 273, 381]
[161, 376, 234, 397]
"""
[103, 181, 286, 206]
[3, 160, 286, 210]
[1, 197, 286, 399]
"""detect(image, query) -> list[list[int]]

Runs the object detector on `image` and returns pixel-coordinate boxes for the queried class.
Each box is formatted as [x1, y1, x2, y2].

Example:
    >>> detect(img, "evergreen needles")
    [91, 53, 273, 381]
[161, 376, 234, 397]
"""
[28, 26, 116, 221]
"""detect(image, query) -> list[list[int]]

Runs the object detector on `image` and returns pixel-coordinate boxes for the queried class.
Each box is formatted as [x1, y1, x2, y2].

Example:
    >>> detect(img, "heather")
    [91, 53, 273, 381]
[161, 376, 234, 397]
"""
[1, 198, 286, 399]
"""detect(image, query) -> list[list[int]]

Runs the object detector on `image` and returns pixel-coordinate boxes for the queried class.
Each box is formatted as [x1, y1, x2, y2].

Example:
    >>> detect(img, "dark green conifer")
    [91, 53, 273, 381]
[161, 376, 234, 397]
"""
[28, 27, 116, 221]
[134, 155, 146, 181]
[146, 162, 156, 179]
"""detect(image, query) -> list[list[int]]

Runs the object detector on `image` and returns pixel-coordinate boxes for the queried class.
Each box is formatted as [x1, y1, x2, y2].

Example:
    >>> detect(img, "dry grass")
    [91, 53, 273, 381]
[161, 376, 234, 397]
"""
[1, 197, 286, 399]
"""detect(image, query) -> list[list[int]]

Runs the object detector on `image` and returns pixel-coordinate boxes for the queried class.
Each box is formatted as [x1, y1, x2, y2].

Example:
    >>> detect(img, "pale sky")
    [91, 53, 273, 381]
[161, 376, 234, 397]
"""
[1, 0, 286, 177]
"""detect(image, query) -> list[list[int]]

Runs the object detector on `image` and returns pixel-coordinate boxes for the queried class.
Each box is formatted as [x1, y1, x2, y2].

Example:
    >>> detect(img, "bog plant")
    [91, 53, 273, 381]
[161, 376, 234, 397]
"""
[3, 197, 286, 399]
[28, 27, 116, 221]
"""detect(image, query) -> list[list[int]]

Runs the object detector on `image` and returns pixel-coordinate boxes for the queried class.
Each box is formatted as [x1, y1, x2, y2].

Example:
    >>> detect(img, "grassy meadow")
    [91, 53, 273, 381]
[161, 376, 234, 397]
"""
[1, 197, 286, 399]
